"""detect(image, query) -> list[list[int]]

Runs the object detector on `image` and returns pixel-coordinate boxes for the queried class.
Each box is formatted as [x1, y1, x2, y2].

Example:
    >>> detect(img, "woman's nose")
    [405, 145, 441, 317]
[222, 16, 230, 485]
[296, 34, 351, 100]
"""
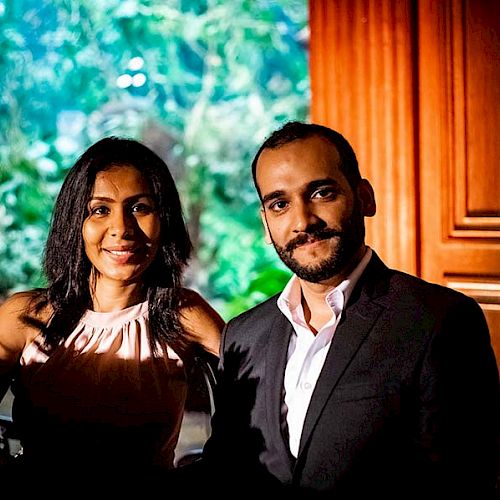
[109, 210, 135, 238]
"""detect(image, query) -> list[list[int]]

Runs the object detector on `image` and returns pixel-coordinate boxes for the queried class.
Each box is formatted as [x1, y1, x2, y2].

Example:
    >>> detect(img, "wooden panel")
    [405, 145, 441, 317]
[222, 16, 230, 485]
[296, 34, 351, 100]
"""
[418, 0, 500, 363]
[309, 0, 418, 275]
[309, 0, 500, 367]
[464, 0, 500, 216]
[444, 275, 500, 362]
[448, 0, 500, 233]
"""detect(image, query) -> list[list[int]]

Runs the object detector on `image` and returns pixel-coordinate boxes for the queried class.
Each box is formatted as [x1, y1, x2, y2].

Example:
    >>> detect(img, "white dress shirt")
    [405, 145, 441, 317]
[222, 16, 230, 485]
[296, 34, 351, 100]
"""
[277, 247, 372, 457]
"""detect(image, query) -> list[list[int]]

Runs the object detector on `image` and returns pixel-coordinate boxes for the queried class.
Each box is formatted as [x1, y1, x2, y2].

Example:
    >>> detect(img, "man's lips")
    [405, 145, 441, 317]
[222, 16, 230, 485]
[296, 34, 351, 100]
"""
[295, 237, 327, 248]
[285, 230, 342, 253]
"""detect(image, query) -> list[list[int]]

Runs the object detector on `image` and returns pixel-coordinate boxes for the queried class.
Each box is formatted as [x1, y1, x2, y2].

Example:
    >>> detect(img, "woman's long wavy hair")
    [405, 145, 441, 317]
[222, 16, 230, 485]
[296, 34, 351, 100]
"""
[39, 136, 192, 354]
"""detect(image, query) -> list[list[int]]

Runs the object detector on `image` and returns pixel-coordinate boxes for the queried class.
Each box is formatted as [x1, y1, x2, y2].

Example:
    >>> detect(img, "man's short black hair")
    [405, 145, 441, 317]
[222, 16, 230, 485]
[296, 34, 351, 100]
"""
[251, 121, 361, 198]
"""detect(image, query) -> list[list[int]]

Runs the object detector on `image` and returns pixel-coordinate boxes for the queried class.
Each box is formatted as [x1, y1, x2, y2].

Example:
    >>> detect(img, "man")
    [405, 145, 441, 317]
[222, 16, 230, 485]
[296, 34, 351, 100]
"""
[201, 122, 499, 498]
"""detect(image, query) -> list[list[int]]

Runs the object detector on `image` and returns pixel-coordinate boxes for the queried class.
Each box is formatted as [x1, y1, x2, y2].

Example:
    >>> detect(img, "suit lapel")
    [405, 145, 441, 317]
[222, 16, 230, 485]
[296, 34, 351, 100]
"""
[265, 310, 296, 470]
[297, 254, 388, 458]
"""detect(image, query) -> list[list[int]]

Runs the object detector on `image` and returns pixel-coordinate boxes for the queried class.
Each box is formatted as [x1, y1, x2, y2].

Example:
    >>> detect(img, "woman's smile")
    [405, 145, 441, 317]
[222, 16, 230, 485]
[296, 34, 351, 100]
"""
[82, 165, 161, 286]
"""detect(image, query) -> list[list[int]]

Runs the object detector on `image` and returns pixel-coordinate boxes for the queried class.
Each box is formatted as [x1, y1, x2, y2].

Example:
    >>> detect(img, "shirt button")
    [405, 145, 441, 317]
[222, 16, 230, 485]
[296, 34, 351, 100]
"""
[303, 382, 312, 390]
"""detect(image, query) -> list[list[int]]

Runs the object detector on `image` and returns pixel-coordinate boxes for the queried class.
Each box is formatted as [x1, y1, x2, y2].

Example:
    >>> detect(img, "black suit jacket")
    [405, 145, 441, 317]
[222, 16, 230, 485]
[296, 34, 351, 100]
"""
[202, 252, 499, 498]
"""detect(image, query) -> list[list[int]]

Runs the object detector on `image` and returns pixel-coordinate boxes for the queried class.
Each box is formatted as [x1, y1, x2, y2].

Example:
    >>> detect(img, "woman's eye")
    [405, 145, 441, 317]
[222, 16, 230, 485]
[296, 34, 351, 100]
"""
[132, 203, 153, 214]
[89, 206, 109, 216]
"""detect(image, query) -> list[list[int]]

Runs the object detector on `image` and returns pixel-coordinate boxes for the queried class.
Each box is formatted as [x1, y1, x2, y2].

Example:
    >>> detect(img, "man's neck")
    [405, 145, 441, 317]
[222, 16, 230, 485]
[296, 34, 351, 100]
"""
[299, 244, 367, 333]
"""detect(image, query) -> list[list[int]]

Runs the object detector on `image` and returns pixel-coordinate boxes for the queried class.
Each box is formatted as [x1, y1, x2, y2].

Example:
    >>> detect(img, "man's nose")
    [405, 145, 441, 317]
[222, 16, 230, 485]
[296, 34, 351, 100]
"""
[293, 202, 321, 233]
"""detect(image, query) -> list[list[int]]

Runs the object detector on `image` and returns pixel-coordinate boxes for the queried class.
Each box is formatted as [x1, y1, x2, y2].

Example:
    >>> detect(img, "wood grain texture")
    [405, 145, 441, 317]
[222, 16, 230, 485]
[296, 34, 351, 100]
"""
[309, 0, 500, 366]
[309, 0, 418, 275]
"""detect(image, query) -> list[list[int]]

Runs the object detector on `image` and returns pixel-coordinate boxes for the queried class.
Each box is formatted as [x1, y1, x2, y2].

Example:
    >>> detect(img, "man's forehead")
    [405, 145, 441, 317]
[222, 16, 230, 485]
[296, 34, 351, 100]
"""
[257, 139, 342, 179]
[261, 134, 339, 157]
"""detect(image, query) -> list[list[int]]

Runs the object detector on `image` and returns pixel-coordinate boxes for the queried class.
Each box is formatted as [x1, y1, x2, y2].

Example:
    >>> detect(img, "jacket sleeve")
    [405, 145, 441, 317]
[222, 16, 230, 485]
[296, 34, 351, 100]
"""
[416, 294, 499, 497]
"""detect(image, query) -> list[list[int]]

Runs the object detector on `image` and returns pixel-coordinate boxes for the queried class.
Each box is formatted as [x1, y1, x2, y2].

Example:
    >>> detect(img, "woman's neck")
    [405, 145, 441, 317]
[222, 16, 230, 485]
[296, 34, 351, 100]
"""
[90, 280, 146, 312]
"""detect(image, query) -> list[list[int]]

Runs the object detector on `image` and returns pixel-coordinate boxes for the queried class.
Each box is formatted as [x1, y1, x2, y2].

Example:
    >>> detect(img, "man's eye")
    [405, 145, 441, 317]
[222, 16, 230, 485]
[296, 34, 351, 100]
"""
[312, 188, 335, 199]
[269, 200, 288, 212]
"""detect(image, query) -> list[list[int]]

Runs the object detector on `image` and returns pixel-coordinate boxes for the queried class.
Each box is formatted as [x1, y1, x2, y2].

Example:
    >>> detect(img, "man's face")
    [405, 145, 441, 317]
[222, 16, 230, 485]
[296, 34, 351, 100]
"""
[256, 135, 370, 284]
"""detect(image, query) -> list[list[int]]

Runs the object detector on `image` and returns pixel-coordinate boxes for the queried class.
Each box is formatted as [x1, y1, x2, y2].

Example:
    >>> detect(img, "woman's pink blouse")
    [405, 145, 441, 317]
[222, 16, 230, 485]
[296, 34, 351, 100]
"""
[15, 301, 187, 468]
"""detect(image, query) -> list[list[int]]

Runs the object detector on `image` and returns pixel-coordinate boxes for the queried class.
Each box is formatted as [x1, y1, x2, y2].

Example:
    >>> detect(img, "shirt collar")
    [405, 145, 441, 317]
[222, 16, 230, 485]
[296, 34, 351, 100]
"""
[277, 247, 373, 319]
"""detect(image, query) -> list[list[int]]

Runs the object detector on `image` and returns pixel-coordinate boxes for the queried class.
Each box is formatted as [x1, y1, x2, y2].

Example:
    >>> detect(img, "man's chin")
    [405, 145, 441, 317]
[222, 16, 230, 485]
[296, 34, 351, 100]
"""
[287, 258, 340, 283]
[295, 268, 337, 283]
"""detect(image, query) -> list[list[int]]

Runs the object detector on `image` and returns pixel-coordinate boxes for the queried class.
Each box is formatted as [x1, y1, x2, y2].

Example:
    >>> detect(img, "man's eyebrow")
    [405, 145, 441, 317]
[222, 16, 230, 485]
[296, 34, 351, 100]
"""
[306, 178, 341, 191]
[261, 178, 341, 204]
[261, 190, 285, 205]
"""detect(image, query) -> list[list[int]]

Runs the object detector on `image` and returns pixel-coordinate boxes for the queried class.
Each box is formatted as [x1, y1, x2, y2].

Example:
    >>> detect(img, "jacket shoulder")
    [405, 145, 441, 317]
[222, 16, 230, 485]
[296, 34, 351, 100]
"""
[388, 269, 480, 308]
[226, 293, 281, 327]
[368, 252, 477, 304]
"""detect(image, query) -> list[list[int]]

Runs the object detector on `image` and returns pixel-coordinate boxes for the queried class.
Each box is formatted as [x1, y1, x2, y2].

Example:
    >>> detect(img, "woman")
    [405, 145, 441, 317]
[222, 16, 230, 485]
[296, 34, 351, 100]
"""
[0, 137, 224, 471]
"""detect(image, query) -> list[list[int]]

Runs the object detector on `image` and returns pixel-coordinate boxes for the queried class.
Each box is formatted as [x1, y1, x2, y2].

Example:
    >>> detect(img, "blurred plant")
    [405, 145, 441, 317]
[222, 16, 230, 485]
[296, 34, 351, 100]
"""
[0, 0, 307, 318]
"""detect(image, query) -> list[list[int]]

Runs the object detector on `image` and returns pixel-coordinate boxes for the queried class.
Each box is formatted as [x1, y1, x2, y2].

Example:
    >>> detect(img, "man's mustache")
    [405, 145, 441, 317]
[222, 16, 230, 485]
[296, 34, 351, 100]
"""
[284, 228, 343, 253]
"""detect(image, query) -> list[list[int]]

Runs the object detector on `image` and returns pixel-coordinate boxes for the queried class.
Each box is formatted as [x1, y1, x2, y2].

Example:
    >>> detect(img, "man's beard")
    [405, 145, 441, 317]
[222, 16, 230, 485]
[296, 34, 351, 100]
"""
[271, 205, 365, 283]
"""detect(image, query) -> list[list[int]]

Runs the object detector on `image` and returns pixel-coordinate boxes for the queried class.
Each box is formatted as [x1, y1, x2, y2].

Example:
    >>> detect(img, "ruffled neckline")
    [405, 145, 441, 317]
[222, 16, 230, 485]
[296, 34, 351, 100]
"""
[80, 300, 148, 328]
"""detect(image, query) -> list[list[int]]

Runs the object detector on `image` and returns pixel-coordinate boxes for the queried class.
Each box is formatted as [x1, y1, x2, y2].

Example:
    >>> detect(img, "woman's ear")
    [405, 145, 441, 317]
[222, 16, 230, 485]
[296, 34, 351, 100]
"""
[260, 209, 273, 244]
[357, 179, 376, 217]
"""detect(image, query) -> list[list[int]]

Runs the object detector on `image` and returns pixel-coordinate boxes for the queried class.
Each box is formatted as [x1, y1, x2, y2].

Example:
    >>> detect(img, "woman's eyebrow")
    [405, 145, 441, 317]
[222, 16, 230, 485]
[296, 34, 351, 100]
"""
[88, 193, 154, 202]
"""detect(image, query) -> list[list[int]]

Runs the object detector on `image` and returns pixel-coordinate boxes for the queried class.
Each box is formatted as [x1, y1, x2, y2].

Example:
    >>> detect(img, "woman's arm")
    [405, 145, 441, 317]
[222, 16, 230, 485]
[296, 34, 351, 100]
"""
[179, 289, 225, 357]
[0, 292, 38, 399]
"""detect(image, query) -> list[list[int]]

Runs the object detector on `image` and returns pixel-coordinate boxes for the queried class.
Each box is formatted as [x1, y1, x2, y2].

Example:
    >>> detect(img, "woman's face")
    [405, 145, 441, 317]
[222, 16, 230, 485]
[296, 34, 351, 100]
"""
[82, 164, 161, 287]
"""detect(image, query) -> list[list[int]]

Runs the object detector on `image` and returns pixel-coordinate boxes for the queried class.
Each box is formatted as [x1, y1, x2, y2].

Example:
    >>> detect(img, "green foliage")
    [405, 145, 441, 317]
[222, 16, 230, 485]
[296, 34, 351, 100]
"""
[0, 0, 308, 318]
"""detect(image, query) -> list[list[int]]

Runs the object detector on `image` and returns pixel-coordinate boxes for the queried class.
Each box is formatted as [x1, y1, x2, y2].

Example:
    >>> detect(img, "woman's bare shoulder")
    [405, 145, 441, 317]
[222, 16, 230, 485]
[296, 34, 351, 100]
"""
[0, 289, 50, 316]
[179, 288, 225, 356]
[179, 288, 225, 326]
[0, 290, 51, 354]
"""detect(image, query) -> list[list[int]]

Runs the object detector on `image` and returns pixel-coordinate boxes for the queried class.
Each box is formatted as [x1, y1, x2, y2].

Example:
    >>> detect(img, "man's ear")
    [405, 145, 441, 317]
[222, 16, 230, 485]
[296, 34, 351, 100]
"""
[357, 179, 376, 217]
[260, 208, 273, 244]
